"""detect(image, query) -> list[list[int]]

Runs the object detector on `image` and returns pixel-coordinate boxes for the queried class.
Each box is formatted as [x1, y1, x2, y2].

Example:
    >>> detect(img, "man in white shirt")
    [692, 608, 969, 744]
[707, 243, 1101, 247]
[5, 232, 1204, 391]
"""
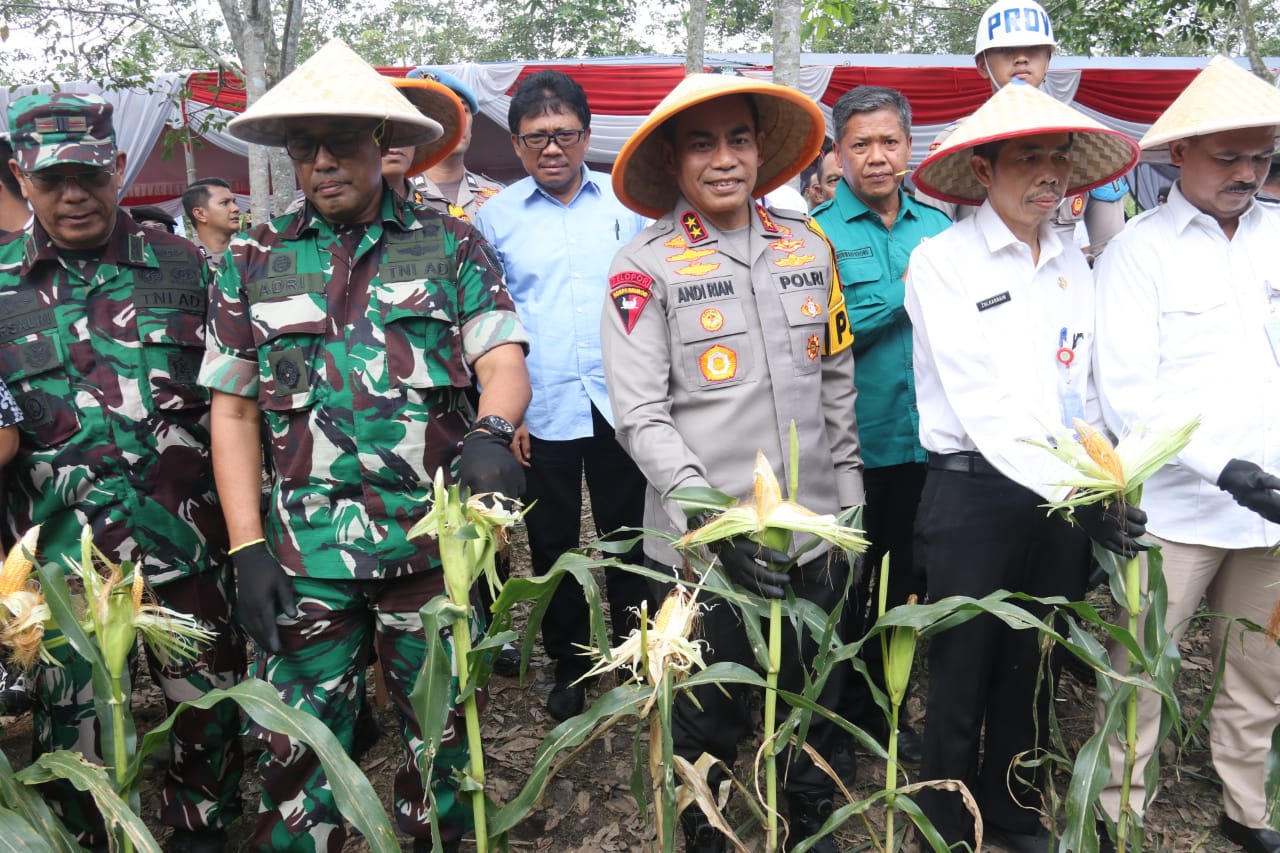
[1092, 58, 1280, 853]
[908, 82, 1144, 853]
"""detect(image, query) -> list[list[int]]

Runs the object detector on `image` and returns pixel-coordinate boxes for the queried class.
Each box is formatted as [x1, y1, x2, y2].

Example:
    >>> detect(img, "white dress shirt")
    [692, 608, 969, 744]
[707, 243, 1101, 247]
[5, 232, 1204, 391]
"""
[905, 201, 1101, 501]
[1093, 182, 1280, 549]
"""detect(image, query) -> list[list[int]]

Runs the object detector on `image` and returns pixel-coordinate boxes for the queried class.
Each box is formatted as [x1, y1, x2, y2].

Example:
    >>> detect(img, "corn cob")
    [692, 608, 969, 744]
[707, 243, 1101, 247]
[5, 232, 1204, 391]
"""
[0, 527, 40, 596]
[1073, 418, 1126, 486]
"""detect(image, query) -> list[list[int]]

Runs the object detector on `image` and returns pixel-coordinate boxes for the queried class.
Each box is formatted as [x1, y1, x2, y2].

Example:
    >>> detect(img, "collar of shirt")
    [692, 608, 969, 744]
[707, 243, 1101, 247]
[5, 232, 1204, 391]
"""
[974, 198, 1065, 268]
[832, 182, 921, 229]
[21, 209, 148, 277]
[285, 183, 417, 242]
[1166, 179, 1264, 238]
[516, 164, 601, 208]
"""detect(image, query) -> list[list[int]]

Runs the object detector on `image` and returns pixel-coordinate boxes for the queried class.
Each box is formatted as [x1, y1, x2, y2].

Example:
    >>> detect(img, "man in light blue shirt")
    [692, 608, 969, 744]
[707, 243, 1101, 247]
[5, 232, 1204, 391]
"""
[475, 70, 648, 721]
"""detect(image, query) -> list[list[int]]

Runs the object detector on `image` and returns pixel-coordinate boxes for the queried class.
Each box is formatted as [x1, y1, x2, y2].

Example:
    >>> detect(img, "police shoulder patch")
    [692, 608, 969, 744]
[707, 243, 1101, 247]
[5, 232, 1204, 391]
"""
[609, 270, 654, 335]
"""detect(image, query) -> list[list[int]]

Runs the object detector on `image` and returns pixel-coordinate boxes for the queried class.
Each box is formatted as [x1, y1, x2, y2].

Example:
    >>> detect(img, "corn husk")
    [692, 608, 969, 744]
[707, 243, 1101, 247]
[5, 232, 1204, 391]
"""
[0, 527, 54, 668]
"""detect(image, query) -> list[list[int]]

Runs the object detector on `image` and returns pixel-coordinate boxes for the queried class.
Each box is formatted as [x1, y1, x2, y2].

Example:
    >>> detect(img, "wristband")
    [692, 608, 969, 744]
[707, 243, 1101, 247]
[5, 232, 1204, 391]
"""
[229, 538, 266, 556]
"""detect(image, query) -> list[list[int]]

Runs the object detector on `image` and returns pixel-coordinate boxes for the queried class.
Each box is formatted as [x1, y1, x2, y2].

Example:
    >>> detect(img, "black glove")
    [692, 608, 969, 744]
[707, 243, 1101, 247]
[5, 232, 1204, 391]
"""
[1218, 459, 1280, 524]
[232, 542, 297, 654]
[458, 430, 525, 499]
[1073, 501, 1148, 557]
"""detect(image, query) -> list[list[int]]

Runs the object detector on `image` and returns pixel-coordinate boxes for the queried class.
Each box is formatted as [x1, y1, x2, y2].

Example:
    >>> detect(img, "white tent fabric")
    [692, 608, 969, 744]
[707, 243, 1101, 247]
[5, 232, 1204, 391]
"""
[0, 74, 186, 196]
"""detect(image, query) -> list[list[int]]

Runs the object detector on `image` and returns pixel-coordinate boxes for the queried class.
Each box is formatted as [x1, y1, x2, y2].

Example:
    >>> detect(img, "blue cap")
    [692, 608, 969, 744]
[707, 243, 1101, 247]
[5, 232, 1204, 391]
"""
[406, 67, 479, 114]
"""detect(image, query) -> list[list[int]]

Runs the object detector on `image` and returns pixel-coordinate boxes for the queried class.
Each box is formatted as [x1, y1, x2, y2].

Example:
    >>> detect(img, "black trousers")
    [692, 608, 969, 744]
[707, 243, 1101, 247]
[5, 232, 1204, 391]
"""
[523, 405, 647, 682]
[913, 462, 1089, 845]
[840, 462, 927, 729]
[647, 551, 849, 796]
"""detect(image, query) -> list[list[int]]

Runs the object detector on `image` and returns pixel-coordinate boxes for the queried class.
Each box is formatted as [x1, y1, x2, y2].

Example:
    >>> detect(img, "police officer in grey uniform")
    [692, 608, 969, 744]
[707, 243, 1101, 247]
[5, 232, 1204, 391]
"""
[601, 74, 862, 853]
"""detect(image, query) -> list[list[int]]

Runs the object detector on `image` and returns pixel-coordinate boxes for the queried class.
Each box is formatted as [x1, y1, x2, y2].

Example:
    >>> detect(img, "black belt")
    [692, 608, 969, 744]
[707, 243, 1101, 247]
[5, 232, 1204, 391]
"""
[927, 451, 999, 476]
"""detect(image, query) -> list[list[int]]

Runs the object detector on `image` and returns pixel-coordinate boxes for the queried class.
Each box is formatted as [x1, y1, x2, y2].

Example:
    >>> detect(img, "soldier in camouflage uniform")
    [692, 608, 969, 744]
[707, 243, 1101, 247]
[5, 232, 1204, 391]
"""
[199, 41, 530, 853]
[0, 93, 244, 853]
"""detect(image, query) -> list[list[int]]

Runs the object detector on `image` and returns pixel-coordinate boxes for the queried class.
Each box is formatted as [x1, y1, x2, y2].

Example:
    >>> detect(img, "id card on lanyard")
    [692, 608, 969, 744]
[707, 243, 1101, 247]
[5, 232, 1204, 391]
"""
[1056, 325, 1085, 428]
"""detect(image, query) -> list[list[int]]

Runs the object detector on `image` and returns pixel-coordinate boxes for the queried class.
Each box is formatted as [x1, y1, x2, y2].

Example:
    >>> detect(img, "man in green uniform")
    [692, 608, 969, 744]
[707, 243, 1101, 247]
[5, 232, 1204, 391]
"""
[811, 85, 949, 768]
[200, 41, 530, 853]
[0, 93, 244, 853]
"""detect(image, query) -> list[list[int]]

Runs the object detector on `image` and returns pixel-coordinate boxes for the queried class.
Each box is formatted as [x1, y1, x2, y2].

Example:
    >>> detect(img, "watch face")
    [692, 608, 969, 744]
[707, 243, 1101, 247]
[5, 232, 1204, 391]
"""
[479, 415, 514, 441]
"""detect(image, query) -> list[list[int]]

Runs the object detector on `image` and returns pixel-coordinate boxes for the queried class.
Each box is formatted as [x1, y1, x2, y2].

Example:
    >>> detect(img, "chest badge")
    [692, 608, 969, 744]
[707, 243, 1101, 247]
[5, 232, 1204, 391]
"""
[667, 245, 716, 264]
[699, 344, 738, 382]
[676, 260, 721, 276]
[699, 307, 724, 332]
[800, 296, 821, 318]
[1070, 195, 1085, 216]
[1057, 276, 1069, 290]
[806, 334, 821, 361]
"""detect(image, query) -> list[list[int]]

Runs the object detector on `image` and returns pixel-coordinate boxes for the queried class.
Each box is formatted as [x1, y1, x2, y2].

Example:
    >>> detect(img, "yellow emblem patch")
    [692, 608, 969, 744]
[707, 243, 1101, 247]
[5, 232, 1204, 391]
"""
[700, 307, 724, 332]
[774, 254, 817, 268]
[699, 344, 738, 382]
[800, 296, 821, 318]
[676, 261, 721, 276]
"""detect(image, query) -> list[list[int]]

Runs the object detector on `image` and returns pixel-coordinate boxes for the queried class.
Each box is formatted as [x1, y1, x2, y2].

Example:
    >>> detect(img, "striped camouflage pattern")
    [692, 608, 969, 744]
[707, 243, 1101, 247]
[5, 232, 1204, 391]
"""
[200, 187, 526, 580]
[6, 92, 116, 172]
[0, 213, 228, 582]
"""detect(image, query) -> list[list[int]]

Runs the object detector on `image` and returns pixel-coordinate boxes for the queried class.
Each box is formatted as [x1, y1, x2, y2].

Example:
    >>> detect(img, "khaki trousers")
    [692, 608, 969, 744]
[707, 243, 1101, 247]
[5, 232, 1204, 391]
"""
[1098, 535, 1280, 826]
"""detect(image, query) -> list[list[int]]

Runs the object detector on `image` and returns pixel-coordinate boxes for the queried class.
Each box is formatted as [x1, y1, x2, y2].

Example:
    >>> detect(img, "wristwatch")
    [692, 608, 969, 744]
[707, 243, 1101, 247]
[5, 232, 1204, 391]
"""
[472, 414, 515, 446]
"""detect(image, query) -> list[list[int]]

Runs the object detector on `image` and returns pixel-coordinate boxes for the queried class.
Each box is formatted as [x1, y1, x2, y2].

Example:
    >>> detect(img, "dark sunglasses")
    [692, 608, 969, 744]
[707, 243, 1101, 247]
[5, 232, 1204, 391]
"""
[24, 169, 115, 193]
[284, 122, 386, 163]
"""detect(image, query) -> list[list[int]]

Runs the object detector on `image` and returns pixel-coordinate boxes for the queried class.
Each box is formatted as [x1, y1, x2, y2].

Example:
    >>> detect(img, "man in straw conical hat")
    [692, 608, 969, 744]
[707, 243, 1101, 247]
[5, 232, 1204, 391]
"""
[916, 0, 1129, 261]
[199, 38, 530, 853]
[601, 72, 860, 853]
[1092, 56, 1280, 853]
[907, 80, 1145, 853]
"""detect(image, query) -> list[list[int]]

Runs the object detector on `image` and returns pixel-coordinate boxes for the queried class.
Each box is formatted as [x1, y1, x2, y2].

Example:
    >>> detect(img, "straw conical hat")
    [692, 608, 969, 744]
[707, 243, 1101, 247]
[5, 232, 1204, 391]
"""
[1140, 56, 1280, 151]
[613, 73, 825, 219]
[229, 39, 443, 148]
[392, 79, 465, 176]
[913, 81, 1139, 205]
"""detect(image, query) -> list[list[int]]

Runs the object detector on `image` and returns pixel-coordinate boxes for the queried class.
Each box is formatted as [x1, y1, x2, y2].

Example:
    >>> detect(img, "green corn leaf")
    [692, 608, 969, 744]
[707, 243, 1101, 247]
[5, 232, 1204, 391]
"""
[0, 806, 59, 852]
[16, 752, 159, 852]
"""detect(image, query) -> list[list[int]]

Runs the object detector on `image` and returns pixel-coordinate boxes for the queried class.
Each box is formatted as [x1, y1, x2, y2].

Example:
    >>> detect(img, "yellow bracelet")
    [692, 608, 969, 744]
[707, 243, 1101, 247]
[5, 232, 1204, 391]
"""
[229, 538, 266, 556]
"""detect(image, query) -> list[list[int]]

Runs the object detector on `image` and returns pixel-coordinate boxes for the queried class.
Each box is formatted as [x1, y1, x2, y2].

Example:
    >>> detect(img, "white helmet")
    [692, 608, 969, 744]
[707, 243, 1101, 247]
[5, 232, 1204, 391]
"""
[974, 0, 1056, 55]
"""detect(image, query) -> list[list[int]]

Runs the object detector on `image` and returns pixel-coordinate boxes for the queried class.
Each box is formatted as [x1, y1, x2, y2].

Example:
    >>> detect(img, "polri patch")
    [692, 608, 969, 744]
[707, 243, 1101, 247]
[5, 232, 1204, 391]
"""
[609, 271, 654, 334]
[976, 291, 1011, 312]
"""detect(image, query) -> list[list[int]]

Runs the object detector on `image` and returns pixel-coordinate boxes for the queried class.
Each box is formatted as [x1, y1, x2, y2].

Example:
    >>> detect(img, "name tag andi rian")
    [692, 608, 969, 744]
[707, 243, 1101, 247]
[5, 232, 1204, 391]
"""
[976, 291, 1011, 311]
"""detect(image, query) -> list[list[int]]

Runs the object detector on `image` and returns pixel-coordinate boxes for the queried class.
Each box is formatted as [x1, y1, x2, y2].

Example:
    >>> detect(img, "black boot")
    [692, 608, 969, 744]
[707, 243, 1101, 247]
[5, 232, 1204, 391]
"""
[681, 808, 726, 853]
[786, 792, 839, 853]
[164, 828, 228, 853]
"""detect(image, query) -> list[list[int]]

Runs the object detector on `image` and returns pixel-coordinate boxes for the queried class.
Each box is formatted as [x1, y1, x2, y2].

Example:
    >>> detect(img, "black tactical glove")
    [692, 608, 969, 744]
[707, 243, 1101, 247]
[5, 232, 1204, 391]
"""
[714, 535, 793, 598]
[232, 542, 297, 654]
[1073, 501, 1148, 557]
[458, 430, 525, 499]
[1218, 459, 1280, 524]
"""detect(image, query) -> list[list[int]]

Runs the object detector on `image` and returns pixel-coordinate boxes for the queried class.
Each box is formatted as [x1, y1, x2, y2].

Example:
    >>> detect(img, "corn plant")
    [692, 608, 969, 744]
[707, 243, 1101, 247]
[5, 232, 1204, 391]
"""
[0, 527, 399, 853]
[1026, 417, 1199, 851]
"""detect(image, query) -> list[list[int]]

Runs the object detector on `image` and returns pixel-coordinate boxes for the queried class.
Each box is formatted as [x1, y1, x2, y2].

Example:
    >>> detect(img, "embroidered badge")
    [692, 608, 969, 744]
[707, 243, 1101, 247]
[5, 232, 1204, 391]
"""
[699, 344, 738, 382]
[667, 246, 717, 263]
[675, 261, 721, 276]
[664, 234, 687, 249]
[1058, 276, 1069, 290]
[681, 211, 709, 244]
[699, 307, 724, 332]
[773, 253, 816, 268]
[477, 186, 499, 199]
[800, 296, 821, 318]
[1070, 195, 1085, 216]
[770, 237, 805, 254]
[609, 271, 654, 334]
[806, 334, 821, 361]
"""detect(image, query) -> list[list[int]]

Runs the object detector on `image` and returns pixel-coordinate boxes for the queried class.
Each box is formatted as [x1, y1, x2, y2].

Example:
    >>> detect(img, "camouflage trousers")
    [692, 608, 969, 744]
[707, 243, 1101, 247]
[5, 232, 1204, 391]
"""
[248, 569, 481, 853]
[33, 565, 246, 846]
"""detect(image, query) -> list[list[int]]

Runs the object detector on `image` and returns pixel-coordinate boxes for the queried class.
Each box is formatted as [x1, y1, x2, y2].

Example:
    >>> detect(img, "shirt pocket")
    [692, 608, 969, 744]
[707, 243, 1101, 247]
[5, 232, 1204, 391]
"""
[777, 289, 828, 376]
[249, 293, 327, 413]
[1160, 288, 1229, 364]
[0, 330, 80, 448]
[377, 276, 467, 389]
[136, 305, 208, 412]
[676, 301, 753, 390]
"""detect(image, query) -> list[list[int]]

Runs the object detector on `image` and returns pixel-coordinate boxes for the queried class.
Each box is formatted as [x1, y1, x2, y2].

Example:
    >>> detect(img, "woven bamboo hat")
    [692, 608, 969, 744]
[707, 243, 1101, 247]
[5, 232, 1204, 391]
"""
[229, 39, 443, 148]
[913, 80, 1139, 205]
[1141, 56, 1280, 152]
[613, 73, 825, 219]
[391, 78, 465, 176]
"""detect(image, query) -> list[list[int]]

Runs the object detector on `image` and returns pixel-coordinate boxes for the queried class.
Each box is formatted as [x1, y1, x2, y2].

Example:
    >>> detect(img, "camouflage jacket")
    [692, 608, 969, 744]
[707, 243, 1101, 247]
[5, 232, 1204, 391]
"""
[0, 214, 226, 584]
[200, 187, 526, 581]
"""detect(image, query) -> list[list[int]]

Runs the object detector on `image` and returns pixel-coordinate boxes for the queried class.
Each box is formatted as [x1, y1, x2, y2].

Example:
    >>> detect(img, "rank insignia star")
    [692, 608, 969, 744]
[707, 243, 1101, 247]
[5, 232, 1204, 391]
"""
[681, 210, 709, 244]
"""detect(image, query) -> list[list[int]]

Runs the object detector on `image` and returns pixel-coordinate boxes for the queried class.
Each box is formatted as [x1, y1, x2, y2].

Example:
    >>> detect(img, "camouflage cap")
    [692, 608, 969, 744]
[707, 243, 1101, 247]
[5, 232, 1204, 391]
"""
[7, 93, 116, 172]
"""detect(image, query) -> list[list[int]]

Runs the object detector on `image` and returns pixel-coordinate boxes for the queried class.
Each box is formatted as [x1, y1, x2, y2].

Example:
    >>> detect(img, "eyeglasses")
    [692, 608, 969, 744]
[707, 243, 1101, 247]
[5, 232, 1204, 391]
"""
[517, 129, 587, 150]
[284, 125, 383, 163]
[24, 169, 115, 193]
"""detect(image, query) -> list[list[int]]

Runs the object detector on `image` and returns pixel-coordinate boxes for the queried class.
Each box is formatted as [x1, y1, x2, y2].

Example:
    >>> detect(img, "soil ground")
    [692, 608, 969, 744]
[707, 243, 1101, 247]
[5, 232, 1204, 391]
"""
[0, 501, 1243, 852]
